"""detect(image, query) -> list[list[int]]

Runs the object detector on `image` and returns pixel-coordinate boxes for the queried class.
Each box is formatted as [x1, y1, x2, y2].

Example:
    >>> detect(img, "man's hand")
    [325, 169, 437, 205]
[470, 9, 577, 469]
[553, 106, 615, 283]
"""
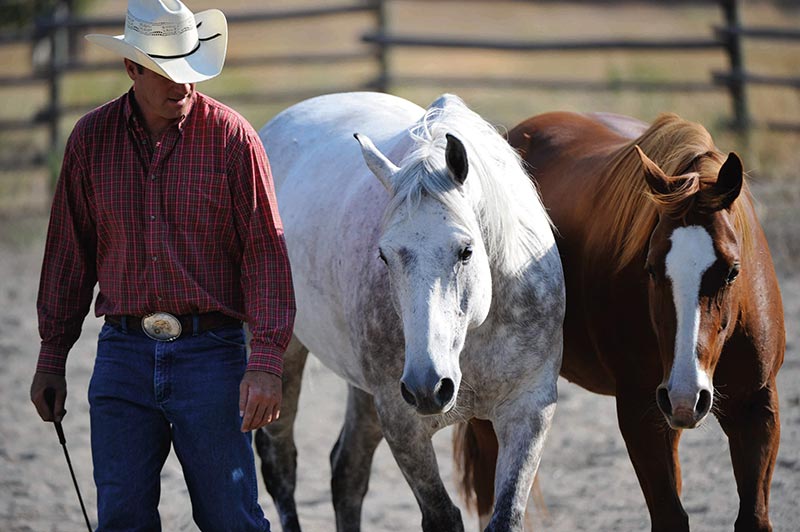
[239, 370, 282, 432]
[31, 372, 67, 422]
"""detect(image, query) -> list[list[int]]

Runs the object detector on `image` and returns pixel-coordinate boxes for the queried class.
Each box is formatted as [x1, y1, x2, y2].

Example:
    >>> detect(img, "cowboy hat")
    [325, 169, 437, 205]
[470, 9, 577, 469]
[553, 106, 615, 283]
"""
[85, 0, 227, 83]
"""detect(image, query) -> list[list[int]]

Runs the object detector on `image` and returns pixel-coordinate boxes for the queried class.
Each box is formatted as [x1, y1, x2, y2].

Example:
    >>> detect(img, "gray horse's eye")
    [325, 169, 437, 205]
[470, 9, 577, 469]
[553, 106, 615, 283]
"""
[378, 249, 387, 264]
[459, 245, 473, 264]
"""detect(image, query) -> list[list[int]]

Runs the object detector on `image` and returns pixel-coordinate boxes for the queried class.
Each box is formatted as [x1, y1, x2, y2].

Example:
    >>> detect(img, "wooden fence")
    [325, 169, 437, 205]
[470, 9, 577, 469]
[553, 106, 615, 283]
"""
[0, 0, 798, 182]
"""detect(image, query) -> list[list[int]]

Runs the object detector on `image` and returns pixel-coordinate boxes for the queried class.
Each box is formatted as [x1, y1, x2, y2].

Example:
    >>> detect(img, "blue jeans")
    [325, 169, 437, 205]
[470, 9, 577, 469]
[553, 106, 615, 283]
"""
[88, 322, 270, 532]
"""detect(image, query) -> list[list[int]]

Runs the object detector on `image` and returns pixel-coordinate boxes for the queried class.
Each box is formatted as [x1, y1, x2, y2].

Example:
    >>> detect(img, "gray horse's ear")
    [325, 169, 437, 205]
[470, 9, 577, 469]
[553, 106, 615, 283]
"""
[445, 133, 468, 186]
[354, 133, 399, 192]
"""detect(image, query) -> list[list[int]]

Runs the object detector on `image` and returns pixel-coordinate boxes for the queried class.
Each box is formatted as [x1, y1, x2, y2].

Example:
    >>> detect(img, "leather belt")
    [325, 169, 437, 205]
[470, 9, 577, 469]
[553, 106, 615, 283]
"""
[105, 311, 241, 341]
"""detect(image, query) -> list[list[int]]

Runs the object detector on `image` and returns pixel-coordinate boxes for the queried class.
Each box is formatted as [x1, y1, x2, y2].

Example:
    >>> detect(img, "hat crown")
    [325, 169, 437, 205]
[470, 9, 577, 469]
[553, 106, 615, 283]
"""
[124, 0, 198, 57]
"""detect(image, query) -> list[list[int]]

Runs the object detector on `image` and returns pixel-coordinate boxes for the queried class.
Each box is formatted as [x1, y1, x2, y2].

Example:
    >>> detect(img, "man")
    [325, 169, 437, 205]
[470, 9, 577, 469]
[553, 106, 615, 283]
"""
[29, 1, 295, 530]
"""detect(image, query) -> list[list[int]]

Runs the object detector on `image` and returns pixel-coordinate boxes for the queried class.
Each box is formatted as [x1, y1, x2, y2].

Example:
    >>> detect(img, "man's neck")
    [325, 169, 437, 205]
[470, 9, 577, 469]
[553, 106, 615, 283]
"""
[131, 91, 194, 143]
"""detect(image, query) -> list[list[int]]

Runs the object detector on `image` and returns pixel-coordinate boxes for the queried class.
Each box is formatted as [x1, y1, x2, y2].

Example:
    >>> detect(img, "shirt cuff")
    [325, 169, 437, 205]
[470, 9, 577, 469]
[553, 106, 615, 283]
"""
[36, 345, 69, 376]
[246, 345, 284, 376]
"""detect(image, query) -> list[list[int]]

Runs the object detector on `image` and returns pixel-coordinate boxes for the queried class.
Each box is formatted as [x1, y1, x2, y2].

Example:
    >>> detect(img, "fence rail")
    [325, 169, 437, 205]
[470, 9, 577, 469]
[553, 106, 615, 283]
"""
[362, 33, 725, 51]
[1, 0, 798, 182]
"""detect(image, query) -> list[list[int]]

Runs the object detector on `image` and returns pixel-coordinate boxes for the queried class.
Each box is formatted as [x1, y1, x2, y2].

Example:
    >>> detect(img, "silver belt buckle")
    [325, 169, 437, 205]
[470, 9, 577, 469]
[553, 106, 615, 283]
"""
[141, 312, 182, 341]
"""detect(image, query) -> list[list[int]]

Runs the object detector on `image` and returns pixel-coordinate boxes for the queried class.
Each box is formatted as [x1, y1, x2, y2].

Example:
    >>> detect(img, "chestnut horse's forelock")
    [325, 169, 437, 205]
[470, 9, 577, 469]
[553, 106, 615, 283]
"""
[585, 113, 753, 272]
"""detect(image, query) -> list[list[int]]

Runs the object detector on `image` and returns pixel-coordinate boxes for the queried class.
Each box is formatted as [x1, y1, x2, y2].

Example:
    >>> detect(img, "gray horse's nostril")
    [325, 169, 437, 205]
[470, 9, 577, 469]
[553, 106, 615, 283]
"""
[656, 386, 672, 416]
[400, 382, 417, 407]
[435, 378, 455, 408]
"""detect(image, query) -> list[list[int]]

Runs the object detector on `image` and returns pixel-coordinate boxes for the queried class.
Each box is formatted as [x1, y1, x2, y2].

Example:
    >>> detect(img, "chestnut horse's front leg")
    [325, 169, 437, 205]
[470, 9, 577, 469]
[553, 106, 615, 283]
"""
[616, 385, 689, 532]
[716, 380, 780, 532]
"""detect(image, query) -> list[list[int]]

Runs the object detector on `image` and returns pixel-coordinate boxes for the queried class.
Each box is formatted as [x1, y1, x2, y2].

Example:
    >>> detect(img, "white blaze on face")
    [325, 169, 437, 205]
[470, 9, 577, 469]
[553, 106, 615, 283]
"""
[664, 226, 716, 395]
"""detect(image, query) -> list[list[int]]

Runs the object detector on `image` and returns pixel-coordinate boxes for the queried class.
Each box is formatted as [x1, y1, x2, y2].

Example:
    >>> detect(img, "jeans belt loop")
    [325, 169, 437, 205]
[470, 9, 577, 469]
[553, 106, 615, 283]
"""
[121, 316, 128, 334]
[192, 314, 200, 336]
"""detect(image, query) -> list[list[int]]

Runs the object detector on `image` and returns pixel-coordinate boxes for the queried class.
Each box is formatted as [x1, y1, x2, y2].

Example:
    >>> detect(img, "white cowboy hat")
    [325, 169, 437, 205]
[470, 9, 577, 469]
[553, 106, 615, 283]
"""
[85, 0, 227, 83]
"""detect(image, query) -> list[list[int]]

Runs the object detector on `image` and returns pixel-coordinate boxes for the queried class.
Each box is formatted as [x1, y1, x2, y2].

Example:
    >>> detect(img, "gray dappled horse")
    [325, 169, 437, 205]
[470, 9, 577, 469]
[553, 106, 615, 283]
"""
[256, 92, 565, 532]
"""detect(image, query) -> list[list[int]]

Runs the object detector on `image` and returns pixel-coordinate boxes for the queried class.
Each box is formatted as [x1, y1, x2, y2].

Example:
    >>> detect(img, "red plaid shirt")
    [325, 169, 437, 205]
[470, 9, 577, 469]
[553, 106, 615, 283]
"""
[36, 89, 295, 376]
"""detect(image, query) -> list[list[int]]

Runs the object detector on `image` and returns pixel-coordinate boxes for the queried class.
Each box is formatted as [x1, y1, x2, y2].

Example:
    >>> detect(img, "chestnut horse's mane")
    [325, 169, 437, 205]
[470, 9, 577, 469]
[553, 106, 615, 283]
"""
[585, 112, 752, 272]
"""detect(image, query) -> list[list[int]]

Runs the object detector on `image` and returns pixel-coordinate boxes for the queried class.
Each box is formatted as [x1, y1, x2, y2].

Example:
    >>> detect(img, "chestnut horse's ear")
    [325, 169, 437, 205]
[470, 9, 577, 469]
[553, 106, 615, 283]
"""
[712, 152, 743, 211]
[354, 133, 399, 192]
[445, 133, 469, 186]
[634, 145, 671, 196]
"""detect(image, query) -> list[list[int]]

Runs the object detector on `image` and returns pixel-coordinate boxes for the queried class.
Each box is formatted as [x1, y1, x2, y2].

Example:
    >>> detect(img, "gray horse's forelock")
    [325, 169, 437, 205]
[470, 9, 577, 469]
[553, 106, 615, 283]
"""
[382, 96, 553, 270]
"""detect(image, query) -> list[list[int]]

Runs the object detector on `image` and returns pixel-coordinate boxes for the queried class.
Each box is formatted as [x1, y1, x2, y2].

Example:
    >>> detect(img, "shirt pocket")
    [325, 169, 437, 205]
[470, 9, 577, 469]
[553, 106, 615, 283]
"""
[170, 170, 232, 234]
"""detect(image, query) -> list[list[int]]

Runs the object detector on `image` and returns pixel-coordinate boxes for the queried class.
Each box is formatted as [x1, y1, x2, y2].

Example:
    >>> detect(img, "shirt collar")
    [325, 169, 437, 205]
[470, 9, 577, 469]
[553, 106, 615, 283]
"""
[124, 88, 196, 135]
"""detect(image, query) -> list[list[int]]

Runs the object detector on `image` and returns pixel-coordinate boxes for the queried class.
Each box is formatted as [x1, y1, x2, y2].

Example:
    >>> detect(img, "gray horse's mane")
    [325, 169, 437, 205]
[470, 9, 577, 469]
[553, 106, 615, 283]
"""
[384, 94, 552, 271]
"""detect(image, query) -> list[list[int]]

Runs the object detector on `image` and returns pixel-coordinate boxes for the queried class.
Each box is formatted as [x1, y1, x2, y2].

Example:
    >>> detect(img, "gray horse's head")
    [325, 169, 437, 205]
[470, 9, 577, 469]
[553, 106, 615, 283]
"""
[355, 131, 492, 415]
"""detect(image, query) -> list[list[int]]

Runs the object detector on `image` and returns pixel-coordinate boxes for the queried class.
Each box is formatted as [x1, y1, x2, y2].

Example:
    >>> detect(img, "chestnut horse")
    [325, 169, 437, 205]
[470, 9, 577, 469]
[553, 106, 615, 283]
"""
[455, 112, 784, 531]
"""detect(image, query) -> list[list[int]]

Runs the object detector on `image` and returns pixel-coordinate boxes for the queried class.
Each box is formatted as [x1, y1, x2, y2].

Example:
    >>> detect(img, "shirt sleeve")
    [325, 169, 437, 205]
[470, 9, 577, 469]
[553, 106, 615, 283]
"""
[228, 122, 296, 376]
[36, 127, 98, 375]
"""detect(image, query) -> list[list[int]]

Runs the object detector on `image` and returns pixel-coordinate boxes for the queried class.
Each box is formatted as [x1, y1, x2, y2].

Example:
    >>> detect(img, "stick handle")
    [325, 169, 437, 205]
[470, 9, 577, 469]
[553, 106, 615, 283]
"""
[44, 388, 66, 444]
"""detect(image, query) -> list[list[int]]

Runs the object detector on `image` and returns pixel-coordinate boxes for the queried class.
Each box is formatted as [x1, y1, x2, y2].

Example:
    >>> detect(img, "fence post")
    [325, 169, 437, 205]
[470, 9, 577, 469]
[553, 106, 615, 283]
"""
[371, 0, 389, 93]
[44, 1, 69, 187]
[720, 0, 749, 131]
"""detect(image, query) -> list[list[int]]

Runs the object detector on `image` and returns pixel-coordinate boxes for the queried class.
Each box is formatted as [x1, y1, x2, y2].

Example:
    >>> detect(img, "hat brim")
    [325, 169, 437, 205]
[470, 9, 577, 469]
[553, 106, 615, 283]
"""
[85, 9, 227, 84]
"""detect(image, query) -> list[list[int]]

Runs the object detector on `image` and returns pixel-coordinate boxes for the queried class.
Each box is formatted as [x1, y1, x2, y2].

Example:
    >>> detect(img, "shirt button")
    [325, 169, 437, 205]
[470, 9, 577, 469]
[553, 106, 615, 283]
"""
[150, 215, 156, 221]
[152, 256, 158, 262]
[150, 175, 156, 181]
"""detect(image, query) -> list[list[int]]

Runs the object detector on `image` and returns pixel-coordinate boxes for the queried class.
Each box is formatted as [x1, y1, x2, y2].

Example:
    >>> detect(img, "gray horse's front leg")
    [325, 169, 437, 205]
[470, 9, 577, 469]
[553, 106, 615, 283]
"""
[255, 335, 310, 532]
[329, 384, 385, 532]
[377, 402, 464, 532]
[487, 385, 557, 532]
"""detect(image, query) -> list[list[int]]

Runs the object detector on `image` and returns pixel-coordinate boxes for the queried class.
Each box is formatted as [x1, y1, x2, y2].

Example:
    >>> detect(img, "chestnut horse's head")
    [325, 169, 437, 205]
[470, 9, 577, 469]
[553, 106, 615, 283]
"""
[636, 146, 745, 429]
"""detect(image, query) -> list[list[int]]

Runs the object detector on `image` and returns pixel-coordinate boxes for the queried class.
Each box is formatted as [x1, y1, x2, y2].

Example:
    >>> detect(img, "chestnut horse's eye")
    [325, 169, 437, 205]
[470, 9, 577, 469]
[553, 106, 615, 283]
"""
[645, 263, 656, 279]
[459, 245, 473, 264]
[726, 263, 740, 285]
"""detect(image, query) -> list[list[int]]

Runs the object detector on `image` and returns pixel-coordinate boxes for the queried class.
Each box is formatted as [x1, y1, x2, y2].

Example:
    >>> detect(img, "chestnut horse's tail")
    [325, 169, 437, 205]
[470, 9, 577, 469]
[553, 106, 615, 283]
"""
[453, 418, 498, 517]
[453, 418, 547, 528]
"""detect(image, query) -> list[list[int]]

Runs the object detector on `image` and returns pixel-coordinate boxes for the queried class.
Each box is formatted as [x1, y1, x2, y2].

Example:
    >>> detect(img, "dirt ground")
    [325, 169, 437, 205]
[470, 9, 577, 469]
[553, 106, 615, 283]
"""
[1, 180, 798, 532]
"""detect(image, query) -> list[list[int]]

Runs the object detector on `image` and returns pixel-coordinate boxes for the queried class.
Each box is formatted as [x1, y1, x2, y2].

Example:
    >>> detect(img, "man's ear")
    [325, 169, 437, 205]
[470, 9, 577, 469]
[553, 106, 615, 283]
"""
[124, 58, 137, 81]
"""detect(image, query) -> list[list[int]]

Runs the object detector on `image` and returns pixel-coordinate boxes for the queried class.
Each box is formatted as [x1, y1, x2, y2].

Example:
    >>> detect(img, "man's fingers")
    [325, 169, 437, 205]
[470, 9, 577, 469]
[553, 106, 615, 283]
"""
[30, 374, 67, 423]
[239, 371, 282, 431]
[241, 390, 267, 432]
[33, 398, 53, 422]
[52, 393, 66, 422]
[241, 399, 256, 431]
[238, 380, 249, 418]
[241, 398, 280, 431]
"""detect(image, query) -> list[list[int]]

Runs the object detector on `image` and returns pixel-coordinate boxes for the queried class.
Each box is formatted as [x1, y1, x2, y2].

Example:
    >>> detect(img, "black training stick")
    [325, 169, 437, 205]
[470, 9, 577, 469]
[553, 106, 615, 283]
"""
[44, 388, 93, 532]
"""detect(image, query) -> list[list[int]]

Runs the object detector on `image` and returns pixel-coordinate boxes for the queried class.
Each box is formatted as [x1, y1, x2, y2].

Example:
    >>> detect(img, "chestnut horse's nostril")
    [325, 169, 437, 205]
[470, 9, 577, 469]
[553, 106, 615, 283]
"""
[400, 381, 417, 407]
[434, 378, 455, 409]
[656, 386, 672, 417]
[696, 388, 712, 417]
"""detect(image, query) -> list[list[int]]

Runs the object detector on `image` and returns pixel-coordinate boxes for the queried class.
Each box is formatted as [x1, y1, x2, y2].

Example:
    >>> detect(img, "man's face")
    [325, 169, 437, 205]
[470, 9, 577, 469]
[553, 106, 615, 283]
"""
[125, 59, 196, 129]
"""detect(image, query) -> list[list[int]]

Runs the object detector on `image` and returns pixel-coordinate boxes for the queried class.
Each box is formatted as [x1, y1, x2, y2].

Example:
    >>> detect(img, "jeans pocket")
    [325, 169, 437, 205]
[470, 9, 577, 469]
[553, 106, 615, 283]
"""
[204, 327, 247, 348]
[97, 322, 121, 342]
